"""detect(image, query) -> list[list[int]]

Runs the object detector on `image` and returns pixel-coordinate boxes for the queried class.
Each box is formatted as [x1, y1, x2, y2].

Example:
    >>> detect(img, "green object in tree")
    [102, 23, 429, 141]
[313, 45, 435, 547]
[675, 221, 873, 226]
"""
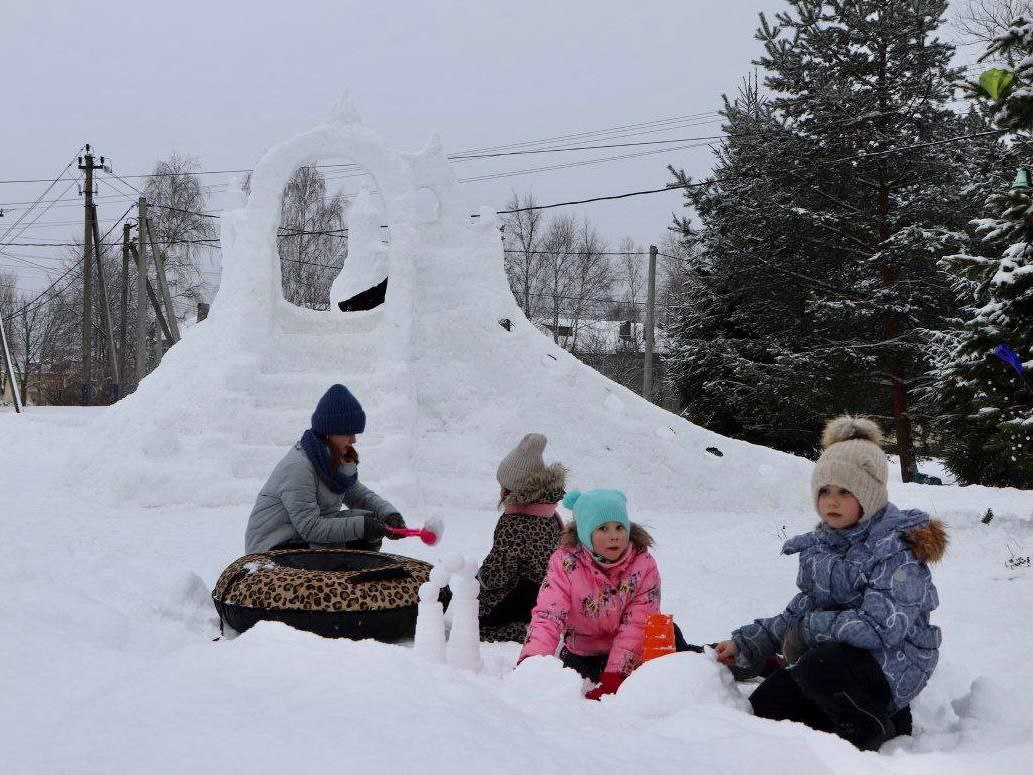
[1012, 167, 1032, 191]
[979, 69, 1016, 100]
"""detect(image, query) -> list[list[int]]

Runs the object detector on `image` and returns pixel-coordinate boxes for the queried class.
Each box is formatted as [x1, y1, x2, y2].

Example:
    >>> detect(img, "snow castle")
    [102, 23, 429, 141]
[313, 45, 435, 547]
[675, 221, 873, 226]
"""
[73, 94, 814, 517]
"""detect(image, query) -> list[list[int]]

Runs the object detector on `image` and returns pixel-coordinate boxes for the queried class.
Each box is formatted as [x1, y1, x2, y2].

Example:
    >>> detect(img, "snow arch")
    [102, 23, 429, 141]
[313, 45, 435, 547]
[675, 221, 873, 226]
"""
[216, 93, 472, 335]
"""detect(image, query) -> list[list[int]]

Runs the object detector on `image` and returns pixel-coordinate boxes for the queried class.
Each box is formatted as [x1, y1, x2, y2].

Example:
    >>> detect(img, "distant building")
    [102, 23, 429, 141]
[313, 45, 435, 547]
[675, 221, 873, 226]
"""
[537, 317, 675, 410]
[2, 369, 81, 406]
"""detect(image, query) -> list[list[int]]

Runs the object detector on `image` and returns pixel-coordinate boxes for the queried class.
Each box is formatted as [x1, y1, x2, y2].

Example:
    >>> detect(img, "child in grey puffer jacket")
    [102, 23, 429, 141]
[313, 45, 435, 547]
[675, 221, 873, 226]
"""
[244, 384, 405, 554]
[714, 416, 947, 751]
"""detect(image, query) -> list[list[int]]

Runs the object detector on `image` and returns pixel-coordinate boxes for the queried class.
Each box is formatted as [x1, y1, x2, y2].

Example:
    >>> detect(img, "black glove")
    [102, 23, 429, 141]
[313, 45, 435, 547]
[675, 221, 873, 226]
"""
[362, 514, 386, 541]
[782, 619, 809, 666]
[384, 513, 406, 530]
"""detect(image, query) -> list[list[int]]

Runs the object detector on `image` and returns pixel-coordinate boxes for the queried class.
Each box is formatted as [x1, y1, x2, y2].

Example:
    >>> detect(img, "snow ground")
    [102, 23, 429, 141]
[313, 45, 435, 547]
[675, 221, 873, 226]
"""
[2, 108, 1031, 774]
[1, 407, 1031, 775]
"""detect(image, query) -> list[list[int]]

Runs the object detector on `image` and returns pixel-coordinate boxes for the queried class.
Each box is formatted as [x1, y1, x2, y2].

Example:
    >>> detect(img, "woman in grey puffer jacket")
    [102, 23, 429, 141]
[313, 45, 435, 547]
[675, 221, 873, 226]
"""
[714, 417, 947, 751]
[244, 384, 405, 554]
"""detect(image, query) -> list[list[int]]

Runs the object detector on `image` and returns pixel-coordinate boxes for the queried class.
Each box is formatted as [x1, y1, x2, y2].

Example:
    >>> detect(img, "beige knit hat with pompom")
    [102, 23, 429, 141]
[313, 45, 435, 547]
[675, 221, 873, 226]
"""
[810, 416, 888, 520]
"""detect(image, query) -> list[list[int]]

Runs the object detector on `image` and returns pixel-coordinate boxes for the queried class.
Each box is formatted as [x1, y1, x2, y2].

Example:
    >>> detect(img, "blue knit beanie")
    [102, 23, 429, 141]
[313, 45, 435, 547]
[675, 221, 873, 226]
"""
[311, 384, 366, 435]
[563, 488, 630, 549]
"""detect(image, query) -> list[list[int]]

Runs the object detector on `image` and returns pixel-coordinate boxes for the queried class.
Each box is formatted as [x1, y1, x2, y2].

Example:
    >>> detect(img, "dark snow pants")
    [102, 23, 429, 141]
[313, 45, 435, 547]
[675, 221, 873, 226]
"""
[748, 642, 912, 750]
[478, 577, 539, 642]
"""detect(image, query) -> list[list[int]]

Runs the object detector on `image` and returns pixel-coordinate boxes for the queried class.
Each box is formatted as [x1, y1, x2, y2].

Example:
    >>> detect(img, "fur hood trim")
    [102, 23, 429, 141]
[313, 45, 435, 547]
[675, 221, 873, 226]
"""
[904, 518, 948, 564]
[501, 463, 567, 506]
[561, 520, 653, 549]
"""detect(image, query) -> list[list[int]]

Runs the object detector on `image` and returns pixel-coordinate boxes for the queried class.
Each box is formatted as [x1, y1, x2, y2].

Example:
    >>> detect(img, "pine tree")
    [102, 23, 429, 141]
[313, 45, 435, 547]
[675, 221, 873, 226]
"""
[667, 1, 982, 467]
[667, 78, 844, 455]
[928, 18, 1033, 488]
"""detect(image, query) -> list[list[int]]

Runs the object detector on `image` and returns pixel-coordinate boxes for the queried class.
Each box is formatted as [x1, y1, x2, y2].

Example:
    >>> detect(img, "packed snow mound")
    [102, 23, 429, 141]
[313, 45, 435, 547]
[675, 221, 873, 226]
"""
[69, 94, 961, 520]
[610, 650, 752, 717]
[504, 654, 587, 704]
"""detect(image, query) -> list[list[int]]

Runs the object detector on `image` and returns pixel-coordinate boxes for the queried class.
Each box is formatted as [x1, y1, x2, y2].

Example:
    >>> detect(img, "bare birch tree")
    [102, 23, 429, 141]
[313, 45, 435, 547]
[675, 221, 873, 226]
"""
[955, 0, 1033, 49]
[501, 190, 546, 320]
[611, 236, 645, 324]
[567, 218, 614, 353]
[143, 154, 216, 315]
[539, 214, 579, 344]
[277, 167, 349, 310]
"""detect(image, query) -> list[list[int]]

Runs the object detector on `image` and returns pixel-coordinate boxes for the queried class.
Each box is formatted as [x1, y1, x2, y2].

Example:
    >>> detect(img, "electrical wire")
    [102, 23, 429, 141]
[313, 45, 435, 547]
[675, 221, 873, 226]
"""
[2, 203, 135, 323]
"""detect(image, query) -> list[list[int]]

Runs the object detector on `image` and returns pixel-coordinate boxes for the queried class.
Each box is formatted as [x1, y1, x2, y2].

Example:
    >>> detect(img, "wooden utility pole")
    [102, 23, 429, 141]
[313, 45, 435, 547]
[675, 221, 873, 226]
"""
[128, 243, 174, 343]
[135, 198, 148, 385]
[119, 223, 130, 387]
[145, 216, 180, 343]
[79, 146, 103, 405]
[642, 244, 658, 401]
[0, 204, 20, 412]
[0, 308, 23, 413]
[90, 202, 120, 400]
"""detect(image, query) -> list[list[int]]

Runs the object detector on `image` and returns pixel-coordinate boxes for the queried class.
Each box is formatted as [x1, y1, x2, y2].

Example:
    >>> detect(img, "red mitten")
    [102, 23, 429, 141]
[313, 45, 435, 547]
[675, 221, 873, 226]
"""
[584, 671, 625, 701]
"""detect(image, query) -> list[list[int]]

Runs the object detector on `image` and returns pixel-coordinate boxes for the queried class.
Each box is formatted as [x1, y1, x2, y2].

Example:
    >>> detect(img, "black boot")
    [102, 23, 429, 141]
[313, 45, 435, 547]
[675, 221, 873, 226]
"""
[790, 643, 898, 751]
[891, 705, 913, 737]
[829, 691, 896, 751]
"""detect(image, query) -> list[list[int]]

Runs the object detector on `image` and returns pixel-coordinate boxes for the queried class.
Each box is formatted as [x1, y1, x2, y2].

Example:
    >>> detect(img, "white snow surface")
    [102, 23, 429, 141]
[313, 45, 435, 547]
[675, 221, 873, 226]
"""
[2, 103, 1032, 773]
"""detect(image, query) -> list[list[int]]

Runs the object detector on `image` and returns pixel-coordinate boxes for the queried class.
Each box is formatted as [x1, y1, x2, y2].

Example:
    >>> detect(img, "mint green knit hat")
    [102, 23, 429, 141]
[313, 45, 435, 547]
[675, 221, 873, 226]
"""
[563, 488, 630, 548]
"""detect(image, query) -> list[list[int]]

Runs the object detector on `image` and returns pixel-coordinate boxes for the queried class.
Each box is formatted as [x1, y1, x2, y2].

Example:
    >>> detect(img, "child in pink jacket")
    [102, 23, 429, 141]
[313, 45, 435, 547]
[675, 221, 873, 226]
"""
[518, 488, 660, 699]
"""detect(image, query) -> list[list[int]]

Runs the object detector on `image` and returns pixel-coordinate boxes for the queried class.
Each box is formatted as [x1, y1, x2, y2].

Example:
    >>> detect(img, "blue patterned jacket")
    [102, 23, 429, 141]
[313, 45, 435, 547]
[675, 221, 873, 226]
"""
[733, 503, 947, 710]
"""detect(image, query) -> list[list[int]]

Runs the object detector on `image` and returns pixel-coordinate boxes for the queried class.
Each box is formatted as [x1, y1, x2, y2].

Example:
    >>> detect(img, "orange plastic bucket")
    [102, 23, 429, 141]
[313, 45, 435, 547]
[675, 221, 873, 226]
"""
[641, 612, 676, 662]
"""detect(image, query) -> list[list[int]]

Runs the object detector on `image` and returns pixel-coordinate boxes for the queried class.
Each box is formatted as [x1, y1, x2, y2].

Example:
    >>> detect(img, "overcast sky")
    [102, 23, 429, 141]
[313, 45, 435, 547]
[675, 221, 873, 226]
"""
[0, 0, 979, 298]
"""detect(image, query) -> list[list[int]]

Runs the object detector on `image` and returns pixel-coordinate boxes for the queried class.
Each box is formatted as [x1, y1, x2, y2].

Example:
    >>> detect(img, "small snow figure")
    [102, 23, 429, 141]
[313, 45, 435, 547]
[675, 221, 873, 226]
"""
[414, 556, 482, 671]
[713, 416, 948, 751]
[446, 557, 482, 672]
[413, 566, 451, 662]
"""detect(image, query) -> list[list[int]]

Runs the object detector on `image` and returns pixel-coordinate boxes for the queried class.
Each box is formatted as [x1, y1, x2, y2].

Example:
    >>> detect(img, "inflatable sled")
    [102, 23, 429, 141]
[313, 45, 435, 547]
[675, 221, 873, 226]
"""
[212, 548, 433, 641]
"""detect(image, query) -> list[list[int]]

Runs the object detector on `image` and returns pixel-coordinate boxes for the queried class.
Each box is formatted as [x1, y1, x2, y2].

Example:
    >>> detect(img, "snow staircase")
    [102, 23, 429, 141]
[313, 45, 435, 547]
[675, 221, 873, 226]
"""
[221, 305, 420, 509]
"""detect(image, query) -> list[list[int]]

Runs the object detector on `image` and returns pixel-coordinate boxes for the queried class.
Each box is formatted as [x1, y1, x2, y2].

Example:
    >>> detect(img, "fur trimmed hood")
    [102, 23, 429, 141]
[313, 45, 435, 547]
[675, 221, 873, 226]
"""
[796, 506, 948, 565]
[904, 518, 948, 564]
[560, 519, 653, 550]
[500, 463, 567, 506]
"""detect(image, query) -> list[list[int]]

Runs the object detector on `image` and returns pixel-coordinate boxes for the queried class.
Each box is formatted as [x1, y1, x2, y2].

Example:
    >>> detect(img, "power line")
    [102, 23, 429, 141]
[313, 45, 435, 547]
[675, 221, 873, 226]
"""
[9, 123, 1007, 242]
[0, 118, 1013, 297]
[0, 95, 980, 189]
[0, 113, 723, 185]
[0, 152, 82, 245]
[2, 203, 135, 323]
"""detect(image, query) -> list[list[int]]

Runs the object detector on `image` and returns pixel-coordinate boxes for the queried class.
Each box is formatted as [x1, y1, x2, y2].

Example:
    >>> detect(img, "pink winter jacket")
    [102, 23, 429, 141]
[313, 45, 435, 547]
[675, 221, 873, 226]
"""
[518, 524, 661, 676]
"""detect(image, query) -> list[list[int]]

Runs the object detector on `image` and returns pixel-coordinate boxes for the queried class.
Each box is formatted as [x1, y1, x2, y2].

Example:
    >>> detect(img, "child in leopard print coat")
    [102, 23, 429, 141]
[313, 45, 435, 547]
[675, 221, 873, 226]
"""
[478, 434, 566, 642]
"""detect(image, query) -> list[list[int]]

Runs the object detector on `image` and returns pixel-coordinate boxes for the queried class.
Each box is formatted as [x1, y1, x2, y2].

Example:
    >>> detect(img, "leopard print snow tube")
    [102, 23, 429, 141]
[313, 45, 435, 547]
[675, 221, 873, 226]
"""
[212, 548, 433, 641]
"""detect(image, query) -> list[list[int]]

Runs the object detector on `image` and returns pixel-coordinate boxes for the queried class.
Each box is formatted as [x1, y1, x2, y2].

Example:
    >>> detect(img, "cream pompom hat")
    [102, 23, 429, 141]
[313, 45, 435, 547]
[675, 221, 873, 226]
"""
[810, 416, 888, 520]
